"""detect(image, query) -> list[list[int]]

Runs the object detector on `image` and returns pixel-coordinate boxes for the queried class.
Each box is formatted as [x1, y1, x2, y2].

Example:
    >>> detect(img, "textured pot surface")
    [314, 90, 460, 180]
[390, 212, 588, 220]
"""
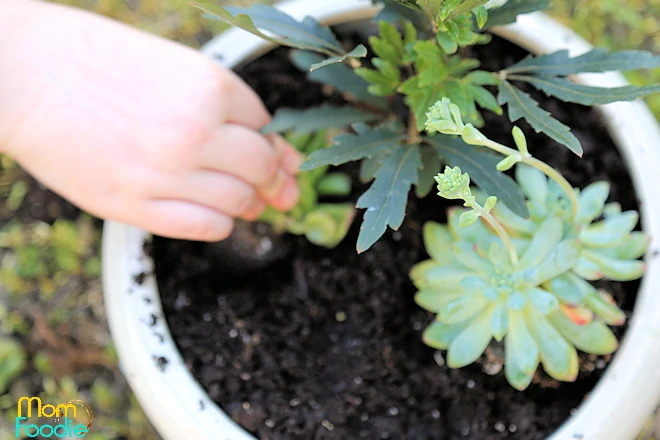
[102, 2, 660, 439]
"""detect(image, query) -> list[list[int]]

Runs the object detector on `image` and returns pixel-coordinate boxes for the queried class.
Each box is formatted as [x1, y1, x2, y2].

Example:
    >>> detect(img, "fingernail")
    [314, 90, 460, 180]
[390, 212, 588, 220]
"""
[283, 151, 304, 174]
[243, 199, 266, 221]
[279, 178, 300, 210]
[262, 169, 286, 199]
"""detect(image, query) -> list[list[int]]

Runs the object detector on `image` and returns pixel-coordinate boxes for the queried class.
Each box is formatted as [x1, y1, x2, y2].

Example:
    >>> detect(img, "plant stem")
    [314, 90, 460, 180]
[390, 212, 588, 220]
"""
[470, 202, 519, 266]
[475, 138, 579, 218]
[408, 112, 421, 144]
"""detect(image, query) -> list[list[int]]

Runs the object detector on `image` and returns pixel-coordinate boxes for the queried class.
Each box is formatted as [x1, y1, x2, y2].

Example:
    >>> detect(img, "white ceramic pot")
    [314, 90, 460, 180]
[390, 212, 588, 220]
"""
[102, 1, 660, 439]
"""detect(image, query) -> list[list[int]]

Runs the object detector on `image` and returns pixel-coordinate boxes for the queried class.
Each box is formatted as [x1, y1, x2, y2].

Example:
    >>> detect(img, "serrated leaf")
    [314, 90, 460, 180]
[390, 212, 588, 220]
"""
[262, 105, 379, 135]
[195, 3, 344, 55]
[359, 153, 387, 183]
[424, 135, 528, 218]
[416, 145, 443, 197]
[485, 0, 550, 28]
[301, 124, 405, 171]
[498, 81, 582, 155]
[505, 48, 660, 75]
[356, 145, 422, 253]
[510, 74, 660, 106]
[448, 0, 488, 19]
[374, 0, 431, 36]
[290, 50, 387, 109]
[310, 45, 368, 71]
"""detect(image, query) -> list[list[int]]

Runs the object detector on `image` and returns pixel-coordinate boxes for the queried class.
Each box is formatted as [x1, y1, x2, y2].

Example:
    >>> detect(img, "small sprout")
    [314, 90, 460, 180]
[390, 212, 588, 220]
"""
[496, 155, 521, 171]
[434, 166, 471, 200]
[511, 126, 529, 155]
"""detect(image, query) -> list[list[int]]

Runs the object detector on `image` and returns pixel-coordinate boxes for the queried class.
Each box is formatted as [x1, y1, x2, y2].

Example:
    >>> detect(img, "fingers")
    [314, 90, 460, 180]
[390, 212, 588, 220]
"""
[156, 169, 265, 220]
[214, 68, 271, 131]
[198, 124, 300, 211]
[269, 134, 303, 174]
[139, 199, 235, 242]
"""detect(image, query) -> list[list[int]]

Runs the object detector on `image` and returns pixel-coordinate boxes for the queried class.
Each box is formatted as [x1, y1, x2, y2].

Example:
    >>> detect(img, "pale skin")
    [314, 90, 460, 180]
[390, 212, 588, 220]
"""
[0, 0, 302, 242]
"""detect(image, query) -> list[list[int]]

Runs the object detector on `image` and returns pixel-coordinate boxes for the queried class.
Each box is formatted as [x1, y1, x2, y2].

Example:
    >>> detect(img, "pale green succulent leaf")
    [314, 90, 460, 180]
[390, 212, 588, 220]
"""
[518, 217, 563, 270]
[447, 308, 493, 368]
[262, 105, 379, 135]
[508, 311, 539, 374]
[524, 240, 581, 286]
[415, 290, 464, 313]
[423, 222, 454, 262]
[490, 302, 509, 341]
[548, 312, 618, 355]
[504, 332, 536, 391]
[316, 173, 352, 197]
[603, 202, 622, 218]
[579, 211, 639, 248]
[417, 265, 476, 291]
[576, 181, 610, 224]
[515, 164, 548, 210]
[448, 208, 492, 243]
[440, 293, 488, 324]
[507, 291, 527, 311]
[423, 321, 466, 350]
[453, 242, 493, 274]
[585, 291, 626, 326]
[573, 256, 605, 280]
[526, 312, 579, 382]
[582, 249, 645, 281]
[459, 210, 482, 227]
[527, 288, 560, 315]
[356, 144, 422, 253]
[498, 81, 582, 155]
[410, 259, 441, 289]
[492, 202, 537, 235]
[545, 273, 585, 306]
[610, 232, 650, 260]
[488, 241, 510, 268]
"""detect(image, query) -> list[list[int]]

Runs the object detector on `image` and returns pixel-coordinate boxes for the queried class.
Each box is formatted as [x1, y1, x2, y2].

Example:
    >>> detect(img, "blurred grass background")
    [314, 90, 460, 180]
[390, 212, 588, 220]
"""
[0, 0, 658, 439]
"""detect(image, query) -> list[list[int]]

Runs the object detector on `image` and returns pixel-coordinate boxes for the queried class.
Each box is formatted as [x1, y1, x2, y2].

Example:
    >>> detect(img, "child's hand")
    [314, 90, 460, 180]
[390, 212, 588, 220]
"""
[0, 1, 301, 242]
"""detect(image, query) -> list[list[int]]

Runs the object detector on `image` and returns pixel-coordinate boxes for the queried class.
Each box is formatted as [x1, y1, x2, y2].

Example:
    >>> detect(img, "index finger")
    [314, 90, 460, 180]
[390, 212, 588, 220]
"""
[213, 66, 271, 130]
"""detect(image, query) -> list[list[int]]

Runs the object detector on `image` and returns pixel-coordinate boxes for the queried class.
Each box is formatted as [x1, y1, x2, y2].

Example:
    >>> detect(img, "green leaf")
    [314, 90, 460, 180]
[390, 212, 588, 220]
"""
[310, 45, 368, 71]
[545, 273, 585, 306]
[195, 3, 344, 55]
[576, 181, 610, 224]
[316, 173, 352, 196]
[301, 124, 405, 171]
[582, 249, 645, 281]
[423, 321, 466, 350]
[262, 105, 379, 135]
[548, 312, 618, 355]
[290, 50, 387, 109]
[526, 288, 560, 315]
[584, 291, 626, 326]
[416, 145, 443, 197]
[518, 217, 563, 270]
[425, 135, 528, 218]
[504, 48, 660, 76]
[423, 222, 453, 262]
[416, 290, 463, 313]
[375, 0, 431, 36]
[355, 58, 402, 96]
[498, 81, 582, 155]
[504, 330, 535, 390]
[449, 0, 488, 19]
[485, 0, 550, 28]
[510, 74, 660, 106]
[526, 312, 579, 382]
[447, 307, 493, 368]
[508, 311, 539, 374]
[0, 337, 26, 393]
[359, 153, 386, 183]
[440, 293, 488, 324]
[356, 145, 422, 253]
[490, 302, 508, 341]
[524, 240, 581, 286]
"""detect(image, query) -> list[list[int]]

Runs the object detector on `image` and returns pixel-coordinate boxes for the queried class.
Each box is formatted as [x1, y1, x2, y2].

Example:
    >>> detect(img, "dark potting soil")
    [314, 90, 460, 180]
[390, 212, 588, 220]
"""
[155, 36, 643, 440]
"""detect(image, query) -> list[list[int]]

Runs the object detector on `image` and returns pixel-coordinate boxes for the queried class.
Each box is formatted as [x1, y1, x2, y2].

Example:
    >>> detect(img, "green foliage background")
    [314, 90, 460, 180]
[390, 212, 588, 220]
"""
[0, 0, 657, 439]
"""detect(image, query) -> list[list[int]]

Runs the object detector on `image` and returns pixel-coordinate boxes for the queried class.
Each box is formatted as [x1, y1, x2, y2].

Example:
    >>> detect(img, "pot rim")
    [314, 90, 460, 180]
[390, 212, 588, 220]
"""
[102, 2, 660, 439]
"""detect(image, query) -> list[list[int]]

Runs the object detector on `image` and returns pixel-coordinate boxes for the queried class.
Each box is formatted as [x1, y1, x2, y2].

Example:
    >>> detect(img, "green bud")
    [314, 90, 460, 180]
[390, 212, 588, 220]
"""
[461, 124, 486, 144]
[512, 126, 528, 155]
[496, 155, 520, 171]
[435, 166, 471, 200]
[483, 196, 497, 212]
[459, 210, 481, 227]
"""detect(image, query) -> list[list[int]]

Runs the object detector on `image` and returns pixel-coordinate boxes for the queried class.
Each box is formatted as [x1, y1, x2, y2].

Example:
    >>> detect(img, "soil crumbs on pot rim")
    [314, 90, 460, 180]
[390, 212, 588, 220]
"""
[156, 36, 641, 440]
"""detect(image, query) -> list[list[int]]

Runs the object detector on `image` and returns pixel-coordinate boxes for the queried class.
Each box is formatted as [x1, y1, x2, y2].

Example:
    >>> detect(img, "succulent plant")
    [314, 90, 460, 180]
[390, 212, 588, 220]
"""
[259, 131, 355, 248]
[412, 150, 648, 390]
